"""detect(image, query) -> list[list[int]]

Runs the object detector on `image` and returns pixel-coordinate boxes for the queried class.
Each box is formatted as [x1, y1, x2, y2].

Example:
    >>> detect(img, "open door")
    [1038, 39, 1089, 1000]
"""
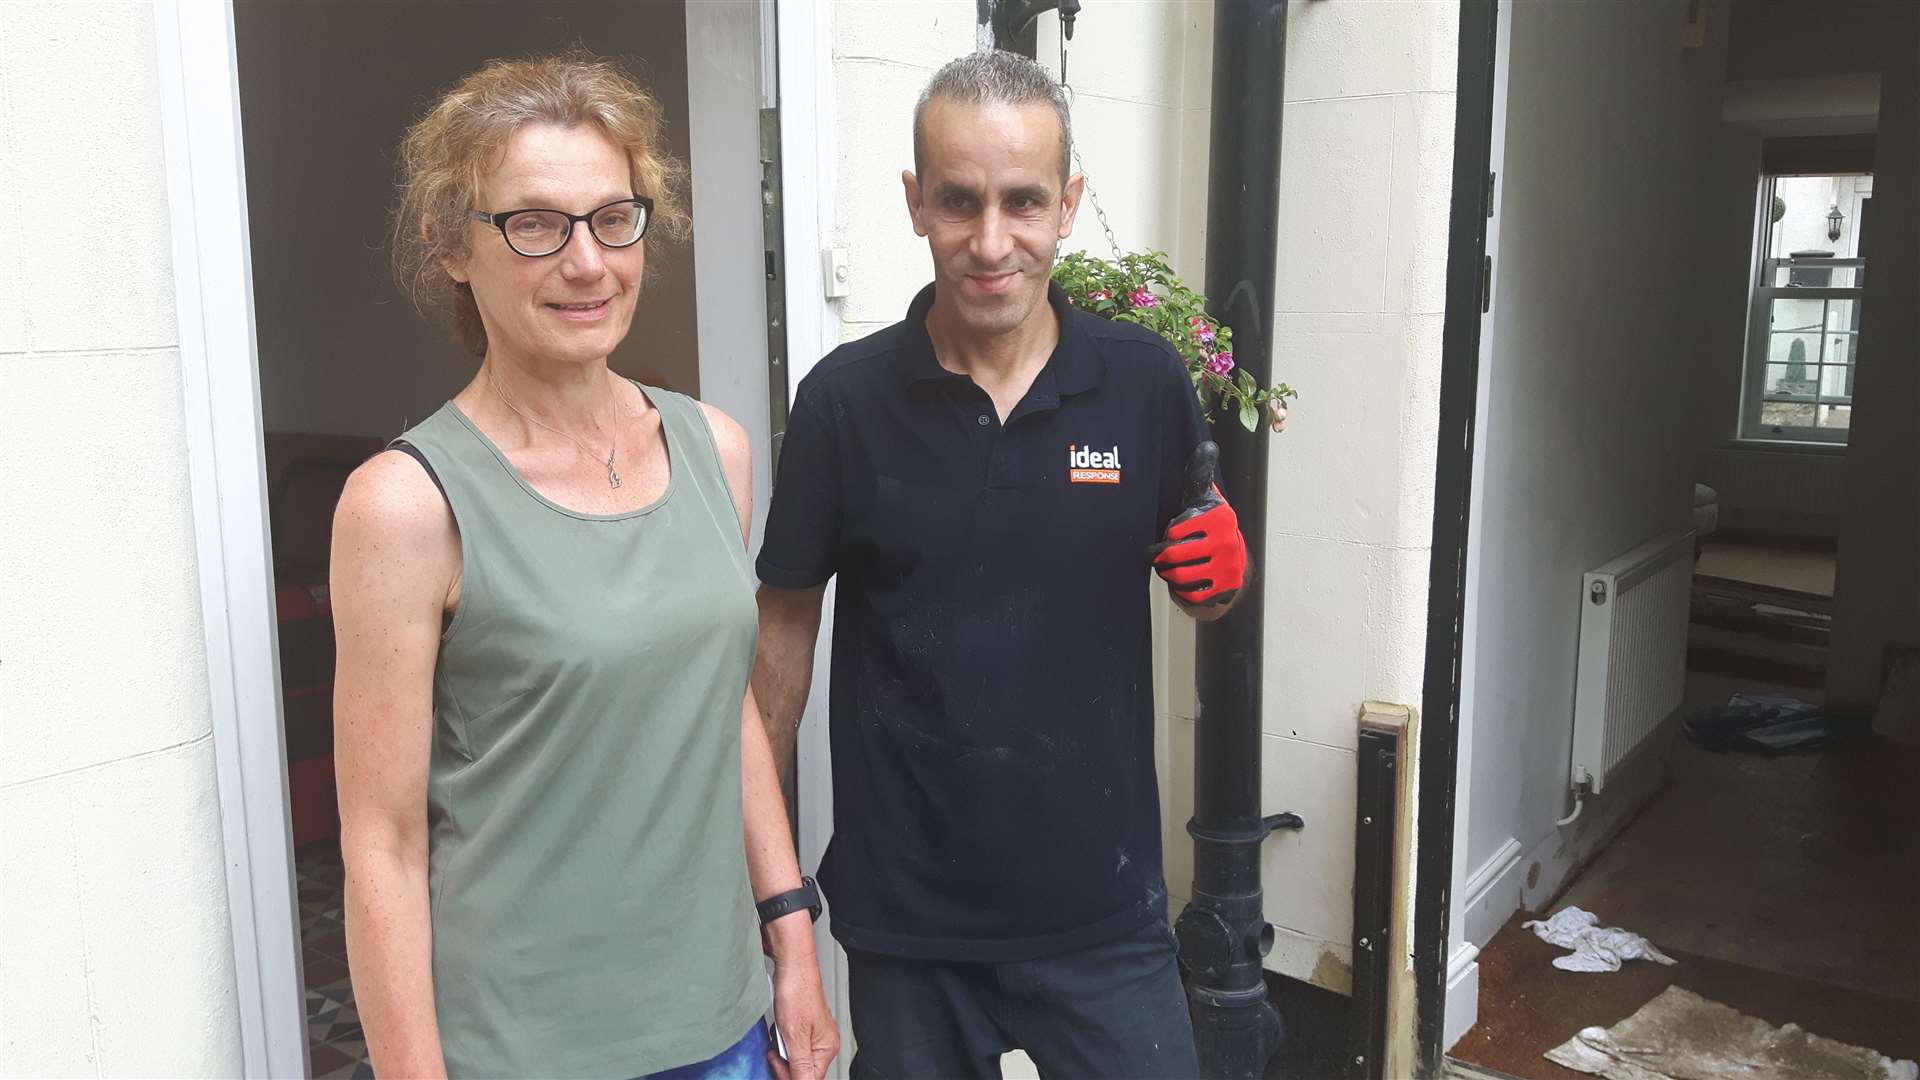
[162, 0, 842, 1070]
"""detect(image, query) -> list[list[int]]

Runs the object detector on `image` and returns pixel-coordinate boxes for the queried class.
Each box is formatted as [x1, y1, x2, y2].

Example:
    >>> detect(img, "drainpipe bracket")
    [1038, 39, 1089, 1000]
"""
[1263, 811, 1305, 833]
[1186, 812, 1305, 848]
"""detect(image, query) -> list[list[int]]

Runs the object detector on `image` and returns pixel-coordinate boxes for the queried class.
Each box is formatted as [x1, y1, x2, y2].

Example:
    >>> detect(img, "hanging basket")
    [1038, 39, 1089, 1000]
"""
[1053, 249, 1295, 433]
[1049, 54, 1294, 435]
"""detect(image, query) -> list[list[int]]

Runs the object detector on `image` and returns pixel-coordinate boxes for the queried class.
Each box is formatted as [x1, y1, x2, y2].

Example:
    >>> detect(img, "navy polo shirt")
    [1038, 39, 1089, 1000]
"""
[758, 283, 1209, 962]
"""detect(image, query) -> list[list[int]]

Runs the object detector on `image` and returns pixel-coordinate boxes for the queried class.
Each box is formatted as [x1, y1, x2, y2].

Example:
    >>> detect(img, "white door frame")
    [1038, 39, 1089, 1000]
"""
[772, 2, 854, 1070]
[1445, 0, 1513, 1054]
[687, 0, 777, 537]
[156, 0, 836, 1071]
[153, 2, 305, 1074]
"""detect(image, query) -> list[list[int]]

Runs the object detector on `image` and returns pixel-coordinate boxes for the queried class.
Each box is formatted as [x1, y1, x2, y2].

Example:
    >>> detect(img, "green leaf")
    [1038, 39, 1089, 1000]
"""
[1059, 248, 1298, 415]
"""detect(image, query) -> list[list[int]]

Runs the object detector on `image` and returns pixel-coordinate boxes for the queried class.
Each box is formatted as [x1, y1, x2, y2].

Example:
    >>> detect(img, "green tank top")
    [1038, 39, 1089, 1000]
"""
[395, 386, 769, 1077]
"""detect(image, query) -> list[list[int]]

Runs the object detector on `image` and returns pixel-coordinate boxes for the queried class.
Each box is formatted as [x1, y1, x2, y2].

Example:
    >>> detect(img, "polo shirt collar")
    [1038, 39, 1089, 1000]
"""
[903, 281, 1103, 398]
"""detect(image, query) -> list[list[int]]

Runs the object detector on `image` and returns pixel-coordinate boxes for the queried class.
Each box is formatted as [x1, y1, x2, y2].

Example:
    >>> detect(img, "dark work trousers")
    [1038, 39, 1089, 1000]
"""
[845, 917, 1199, 1080]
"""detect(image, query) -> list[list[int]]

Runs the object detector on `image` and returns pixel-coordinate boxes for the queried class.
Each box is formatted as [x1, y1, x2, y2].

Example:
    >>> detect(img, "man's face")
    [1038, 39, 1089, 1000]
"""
[904, 99, 1083, 340]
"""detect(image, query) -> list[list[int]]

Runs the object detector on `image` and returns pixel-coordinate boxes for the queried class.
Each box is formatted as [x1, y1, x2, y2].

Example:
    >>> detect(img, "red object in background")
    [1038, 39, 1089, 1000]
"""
[278, 583, 340, 846]
[276, 581, 331, 620]
[264, 437, 377, 851]
[288, 756, 340, 847]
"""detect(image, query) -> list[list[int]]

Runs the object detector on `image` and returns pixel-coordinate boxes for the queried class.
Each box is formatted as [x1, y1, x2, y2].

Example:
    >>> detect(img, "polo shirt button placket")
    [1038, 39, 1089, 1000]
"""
[976, 413, 991, 427]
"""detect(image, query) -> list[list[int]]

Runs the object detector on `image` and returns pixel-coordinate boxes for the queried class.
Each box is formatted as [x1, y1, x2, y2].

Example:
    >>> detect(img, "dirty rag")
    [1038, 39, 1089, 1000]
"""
[1545, 985, 1919, 1080]
[1523, 906, 1676, 973]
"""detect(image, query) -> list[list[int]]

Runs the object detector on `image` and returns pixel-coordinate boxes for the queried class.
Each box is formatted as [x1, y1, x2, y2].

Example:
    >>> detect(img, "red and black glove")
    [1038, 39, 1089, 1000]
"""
[1147, 442, 1248, 608]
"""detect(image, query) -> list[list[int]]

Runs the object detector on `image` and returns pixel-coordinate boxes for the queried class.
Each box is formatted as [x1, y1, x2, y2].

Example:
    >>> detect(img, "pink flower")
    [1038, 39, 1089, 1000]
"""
[1206, 351, 1235, 377]
[1189, 316, 1217, 344]
[1088, 289, 1112, 303]
[1268, 398, 1289, 433]
[1128, 288, 1158, 308]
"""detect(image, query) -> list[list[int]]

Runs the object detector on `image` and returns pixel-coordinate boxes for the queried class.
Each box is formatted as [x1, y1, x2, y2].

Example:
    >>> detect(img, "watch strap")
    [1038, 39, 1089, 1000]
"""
[756, 876, 821, 925]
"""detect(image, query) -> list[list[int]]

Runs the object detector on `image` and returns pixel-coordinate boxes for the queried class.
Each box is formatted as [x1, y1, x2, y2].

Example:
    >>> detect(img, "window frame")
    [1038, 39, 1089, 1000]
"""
[1738, 173, 1870, 445]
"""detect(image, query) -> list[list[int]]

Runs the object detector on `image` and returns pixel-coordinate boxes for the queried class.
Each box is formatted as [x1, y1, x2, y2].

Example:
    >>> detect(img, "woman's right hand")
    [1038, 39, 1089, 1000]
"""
[767, 942, 839, 1080]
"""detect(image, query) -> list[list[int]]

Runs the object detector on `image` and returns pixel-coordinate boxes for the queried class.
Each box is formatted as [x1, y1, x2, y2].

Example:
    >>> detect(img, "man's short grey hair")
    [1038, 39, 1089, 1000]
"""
[913, 49, 1072, 181]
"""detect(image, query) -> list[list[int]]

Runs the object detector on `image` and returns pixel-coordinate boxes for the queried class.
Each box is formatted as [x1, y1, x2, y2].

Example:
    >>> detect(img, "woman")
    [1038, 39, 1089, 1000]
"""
[331, 54, 837, 1078]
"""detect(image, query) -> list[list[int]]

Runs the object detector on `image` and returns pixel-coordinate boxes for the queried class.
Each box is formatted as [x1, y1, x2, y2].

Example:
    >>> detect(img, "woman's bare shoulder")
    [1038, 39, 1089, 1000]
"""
[339, 450, 450, 529]
[695, 400, 751, 468]
[693, 400, 753, 538]
[333, 449, 459, 578]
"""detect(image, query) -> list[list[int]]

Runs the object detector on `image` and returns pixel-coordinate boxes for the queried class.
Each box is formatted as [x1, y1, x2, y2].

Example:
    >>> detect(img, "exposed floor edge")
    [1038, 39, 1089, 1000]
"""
[1447, 1056, 1527, 1080]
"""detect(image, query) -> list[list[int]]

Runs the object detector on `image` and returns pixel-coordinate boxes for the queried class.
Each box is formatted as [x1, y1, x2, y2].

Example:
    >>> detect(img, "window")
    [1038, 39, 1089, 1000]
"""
[1740, 147, 1873, 444]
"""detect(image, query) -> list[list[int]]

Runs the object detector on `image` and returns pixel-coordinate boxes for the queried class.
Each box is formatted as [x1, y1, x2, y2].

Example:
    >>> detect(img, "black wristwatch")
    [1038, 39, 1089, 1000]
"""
[756, 876, 822, 925]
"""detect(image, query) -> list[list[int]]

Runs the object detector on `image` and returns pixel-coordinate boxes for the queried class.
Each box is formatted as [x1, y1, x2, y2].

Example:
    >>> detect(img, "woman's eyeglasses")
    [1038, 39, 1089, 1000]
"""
[469, 196, 654, 258]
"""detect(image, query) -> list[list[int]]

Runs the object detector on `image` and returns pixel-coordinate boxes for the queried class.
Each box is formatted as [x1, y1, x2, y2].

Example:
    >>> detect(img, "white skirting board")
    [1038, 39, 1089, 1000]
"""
[1444, 942, 1481, 1051]
[1519, 723, 1674, 914]
[1443, 839, 1514, 1052]
[1453, 713, 1676, 960]
[1457, 838, 1525, 950]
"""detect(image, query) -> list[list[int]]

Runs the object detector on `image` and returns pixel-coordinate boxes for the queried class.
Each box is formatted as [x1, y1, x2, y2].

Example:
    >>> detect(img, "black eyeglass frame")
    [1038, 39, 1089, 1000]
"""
[468, 195, 655, 257]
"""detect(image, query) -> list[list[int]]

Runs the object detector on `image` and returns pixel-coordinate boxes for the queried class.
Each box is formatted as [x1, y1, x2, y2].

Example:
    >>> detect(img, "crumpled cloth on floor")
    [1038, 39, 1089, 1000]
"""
[1546, 985, 1919, 1080]
[1523, 906, 1677, 972]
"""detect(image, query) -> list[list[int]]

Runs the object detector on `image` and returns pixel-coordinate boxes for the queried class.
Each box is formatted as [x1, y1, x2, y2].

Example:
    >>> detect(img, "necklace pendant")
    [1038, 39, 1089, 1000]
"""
[608, 466, 622, 490]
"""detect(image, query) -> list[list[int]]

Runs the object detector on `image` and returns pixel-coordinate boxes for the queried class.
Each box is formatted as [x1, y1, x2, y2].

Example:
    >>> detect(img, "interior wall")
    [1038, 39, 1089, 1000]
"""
[1461, 0, 1725, 927]
[1691, 123, 1848, 537]
[1727, 0, 1911, 81]
[1691, 0, 1916, 539]
[1830, 11, 1920, 709]
[236, 0, 700, 441]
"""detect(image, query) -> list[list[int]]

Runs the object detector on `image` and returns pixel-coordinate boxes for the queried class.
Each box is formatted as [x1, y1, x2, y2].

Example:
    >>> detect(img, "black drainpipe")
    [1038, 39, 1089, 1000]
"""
[1173, 2, 1294, 1078]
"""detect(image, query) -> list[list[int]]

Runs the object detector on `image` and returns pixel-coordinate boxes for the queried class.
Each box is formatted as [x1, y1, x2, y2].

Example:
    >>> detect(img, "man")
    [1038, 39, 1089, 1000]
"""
[752, 50, 1249, 1079]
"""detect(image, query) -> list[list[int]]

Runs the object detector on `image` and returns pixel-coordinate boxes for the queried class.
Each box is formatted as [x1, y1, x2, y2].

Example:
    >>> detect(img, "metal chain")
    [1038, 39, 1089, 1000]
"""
[488, 365, 624, 489]
[1074, 139, 1124, 261]
[1059, 35, 1122, 261]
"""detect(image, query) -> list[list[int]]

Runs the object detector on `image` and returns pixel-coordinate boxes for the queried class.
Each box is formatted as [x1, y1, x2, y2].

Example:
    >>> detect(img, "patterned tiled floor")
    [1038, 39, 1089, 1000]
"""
[298, 841, 374, 1079]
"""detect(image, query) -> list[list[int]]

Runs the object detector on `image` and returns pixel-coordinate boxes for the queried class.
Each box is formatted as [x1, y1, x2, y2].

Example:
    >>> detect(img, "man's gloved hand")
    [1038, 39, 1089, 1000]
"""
[1147, 442, 1248, 608]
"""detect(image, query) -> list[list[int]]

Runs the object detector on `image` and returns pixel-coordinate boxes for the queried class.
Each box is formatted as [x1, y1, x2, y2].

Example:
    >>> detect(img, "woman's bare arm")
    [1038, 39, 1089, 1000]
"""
[331, 449, 461, 1078]
[702, 402, 839, 1080]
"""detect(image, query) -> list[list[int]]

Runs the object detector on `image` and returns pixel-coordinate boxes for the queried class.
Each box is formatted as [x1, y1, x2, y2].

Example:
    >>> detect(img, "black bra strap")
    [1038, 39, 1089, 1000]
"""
[389, 440, 449, 505]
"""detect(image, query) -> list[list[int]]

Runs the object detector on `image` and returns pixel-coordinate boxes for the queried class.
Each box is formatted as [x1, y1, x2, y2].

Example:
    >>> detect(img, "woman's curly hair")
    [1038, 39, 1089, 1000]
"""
[390, 52, 689, 356]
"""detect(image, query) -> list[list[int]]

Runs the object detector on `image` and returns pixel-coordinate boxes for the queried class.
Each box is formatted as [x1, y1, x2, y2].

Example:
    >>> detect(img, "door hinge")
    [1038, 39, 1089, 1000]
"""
[760, 107, 790, 470]
[1480, 255, 1493, 314]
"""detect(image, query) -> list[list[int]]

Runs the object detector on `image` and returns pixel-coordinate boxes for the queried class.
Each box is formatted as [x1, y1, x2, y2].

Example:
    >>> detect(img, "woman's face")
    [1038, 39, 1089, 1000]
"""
[447, 123, 645, 369]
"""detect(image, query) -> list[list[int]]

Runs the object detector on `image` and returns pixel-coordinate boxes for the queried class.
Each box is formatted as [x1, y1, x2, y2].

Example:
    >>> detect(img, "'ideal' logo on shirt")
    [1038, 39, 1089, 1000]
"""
[1067, 443, 1123, 484]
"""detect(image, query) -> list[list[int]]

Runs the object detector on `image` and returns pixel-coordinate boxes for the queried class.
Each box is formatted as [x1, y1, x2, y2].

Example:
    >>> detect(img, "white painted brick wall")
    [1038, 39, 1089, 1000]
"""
[0, 3, 241, 1074]
[1159, 0, 1457, 990]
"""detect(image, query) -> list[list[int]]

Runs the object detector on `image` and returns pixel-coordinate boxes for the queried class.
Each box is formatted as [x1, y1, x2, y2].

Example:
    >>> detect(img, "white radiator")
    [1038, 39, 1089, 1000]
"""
[1570, 531, 1694, 794]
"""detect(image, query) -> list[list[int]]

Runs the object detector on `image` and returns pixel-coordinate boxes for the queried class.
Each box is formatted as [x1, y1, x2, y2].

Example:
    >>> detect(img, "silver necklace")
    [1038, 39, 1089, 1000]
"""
[487, 367, 622, 489]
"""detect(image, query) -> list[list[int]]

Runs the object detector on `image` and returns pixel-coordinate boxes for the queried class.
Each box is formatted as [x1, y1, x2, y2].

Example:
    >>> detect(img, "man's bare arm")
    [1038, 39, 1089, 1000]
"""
[753, 584, 828, 797]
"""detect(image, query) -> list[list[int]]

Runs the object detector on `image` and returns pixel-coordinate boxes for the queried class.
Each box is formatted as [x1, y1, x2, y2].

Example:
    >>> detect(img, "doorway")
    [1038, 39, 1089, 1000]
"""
[156, 0, 831, 1071]
[1421, 1, 1920, 1076]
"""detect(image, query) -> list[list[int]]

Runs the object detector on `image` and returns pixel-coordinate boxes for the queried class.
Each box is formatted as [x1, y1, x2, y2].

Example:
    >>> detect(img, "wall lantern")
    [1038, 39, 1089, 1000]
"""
[1827, 204, 1844, 242]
